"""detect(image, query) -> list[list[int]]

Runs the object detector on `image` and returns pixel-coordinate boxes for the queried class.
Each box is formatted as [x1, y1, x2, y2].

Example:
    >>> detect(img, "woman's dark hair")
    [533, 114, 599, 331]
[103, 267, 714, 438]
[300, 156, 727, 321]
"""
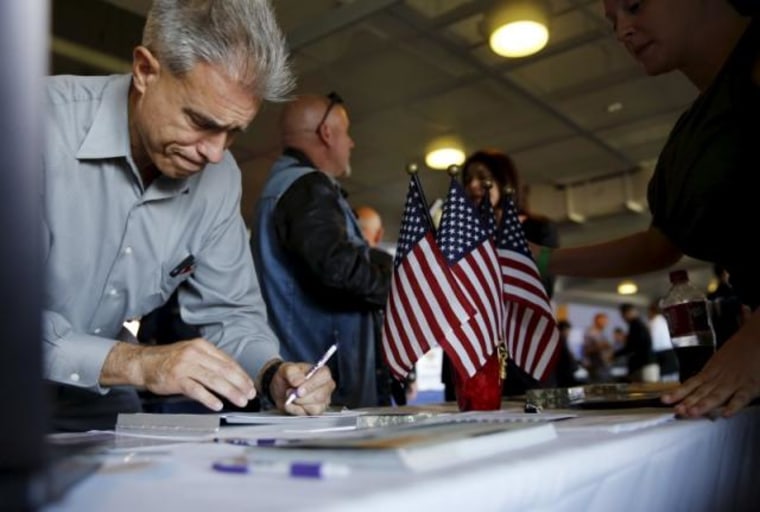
[461, 149, 523, 208]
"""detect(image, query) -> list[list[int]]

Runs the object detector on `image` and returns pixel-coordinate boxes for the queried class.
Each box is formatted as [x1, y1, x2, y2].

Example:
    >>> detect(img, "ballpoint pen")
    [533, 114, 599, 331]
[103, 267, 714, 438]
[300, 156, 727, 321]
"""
[213, 437, 294, 447]
[211, 457, 350, 478]
[285, 343, 338, 406]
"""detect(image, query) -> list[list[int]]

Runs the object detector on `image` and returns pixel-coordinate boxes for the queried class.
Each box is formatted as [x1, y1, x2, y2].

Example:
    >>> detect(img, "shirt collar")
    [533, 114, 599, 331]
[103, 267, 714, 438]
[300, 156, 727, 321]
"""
[283, 146, 315, 168]
[76, 74, 191, 197]
[282, 146, 348, 197]
[77, 74, 133, 160]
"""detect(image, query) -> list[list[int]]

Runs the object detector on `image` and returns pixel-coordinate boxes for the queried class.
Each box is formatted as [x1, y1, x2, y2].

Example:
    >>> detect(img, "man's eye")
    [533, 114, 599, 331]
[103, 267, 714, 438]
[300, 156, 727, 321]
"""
[188, 114, 216, 131]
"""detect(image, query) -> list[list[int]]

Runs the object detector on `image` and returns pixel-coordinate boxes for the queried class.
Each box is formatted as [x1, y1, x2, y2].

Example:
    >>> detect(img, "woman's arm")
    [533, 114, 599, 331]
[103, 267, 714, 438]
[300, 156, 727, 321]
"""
[543, 226, 682, 278]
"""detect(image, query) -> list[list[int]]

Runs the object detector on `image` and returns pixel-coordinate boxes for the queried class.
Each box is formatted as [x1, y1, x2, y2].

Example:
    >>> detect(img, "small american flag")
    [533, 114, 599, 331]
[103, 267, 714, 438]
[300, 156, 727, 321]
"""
[496, 196, 559, 381]
[479, 195, 497, 239]
[381, 175, 477, 380]
[436, 178, 503, 376]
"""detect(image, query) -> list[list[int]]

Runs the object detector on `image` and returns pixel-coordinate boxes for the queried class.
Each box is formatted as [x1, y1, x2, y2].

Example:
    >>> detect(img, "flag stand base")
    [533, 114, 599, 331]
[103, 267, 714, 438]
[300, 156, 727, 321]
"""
[453, 350, 503, 411]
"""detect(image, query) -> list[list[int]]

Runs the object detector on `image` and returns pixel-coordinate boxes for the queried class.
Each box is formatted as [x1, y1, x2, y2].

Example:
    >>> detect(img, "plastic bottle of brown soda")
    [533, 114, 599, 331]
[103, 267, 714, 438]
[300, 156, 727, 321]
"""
[660, 269, 716, 382]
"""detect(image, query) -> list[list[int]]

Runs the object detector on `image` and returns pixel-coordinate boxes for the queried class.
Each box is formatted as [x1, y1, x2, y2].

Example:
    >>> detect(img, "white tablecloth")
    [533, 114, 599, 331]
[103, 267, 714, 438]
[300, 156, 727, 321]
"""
[45, 406, 760, 512]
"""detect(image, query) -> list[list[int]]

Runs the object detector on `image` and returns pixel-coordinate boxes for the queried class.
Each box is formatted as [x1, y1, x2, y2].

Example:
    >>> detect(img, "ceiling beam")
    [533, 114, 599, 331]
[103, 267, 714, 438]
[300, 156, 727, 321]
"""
[287, 0, 402, 51]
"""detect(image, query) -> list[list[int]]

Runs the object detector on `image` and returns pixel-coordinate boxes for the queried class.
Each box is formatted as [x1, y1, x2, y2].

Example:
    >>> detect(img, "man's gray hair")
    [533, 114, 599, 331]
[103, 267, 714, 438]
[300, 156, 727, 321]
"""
[142, 0, 295, 102]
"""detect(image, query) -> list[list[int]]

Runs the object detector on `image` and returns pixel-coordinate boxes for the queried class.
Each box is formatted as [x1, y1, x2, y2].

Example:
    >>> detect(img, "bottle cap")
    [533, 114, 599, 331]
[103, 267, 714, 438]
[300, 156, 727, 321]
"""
[669, 269, 688, 284]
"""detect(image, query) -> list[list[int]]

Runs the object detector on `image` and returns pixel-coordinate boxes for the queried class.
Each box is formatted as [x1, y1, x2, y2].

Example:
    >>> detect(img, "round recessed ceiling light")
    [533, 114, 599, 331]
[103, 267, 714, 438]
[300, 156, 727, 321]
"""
[617, 280, 638, 295]
[485, 1, 550, 58]
[489, 21, 549, 58]
[425, 147, 466, 170]
[425, 135, 465, 170]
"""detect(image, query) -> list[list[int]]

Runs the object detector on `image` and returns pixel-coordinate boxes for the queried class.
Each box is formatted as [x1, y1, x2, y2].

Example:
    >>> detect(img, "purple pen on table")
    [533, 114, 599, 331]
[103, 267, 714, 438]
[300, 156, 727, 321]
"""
[285, 343, 338, 406]
[214, 437, 292, 447]
[212, 457, 350, 478]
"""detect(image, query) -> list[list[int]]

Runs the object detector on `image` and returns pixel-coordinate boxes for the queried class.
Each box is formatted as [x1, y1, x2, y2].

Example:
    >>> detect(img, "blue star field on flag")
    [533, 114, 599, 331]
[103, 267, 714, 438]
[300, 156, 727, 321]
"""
[437, 179, 491, 265]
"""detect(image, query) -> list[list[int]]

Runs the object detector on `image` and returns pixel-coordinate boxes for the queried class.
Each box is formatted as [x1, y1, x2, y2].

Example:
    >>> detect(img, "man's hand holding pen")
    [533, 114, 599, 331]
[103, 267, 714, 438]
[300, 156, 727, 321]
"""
[269, 362, 335, 415]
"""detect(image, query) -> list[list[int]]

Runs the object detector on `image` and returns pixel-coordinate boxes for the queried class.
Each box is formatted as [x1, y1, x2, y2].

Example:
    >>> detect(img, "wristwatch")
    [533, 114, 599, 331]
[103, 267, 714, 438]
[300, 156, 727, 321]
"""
[259, 359, 284, 407]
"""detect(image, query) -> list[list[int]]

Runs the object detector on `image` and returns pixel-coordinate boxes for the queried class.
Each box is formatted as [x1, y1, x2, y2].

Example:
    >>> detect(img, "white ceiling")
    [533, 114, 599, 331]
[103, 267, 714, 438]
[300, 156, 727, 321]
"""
[51, 0, 715, 306]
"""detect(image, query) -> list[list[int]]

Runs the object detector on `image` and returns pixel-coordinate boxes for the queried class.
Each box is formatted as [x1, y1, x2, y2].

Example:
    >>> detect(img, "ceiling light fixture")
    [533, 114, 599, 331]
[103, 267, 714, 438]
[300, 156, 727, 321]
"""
[617, 280, 638, 295]
[424, 136, 465, 170]
[484, 0, 550, 58]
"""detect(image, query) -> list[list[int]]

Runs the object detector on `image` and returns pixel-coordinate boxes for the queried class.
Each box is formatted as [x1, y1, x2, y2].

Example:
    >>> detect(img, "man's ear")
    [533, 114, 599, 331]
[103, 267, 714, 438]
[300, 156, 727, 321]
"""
[316, 122, 332, 147]
[131, 45, 161, 94]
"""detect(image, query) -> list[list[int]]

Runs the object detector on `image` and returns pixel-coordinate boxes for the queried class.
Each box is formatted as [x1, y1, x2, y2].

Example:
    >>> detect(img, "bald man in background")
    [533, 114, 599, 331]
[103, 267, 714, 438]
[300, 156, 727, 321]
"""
[251, 94, 392, 408]
[355, 206, 384, 248]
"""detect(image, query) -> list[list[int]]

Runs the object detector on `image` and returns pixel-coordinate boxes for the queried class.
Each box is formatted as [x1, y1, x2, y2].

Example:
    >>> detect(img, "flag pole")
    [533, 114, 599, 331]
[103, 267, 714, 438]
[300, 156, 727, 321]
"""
[446, 164, 461, 179]
[406, 162, 436, 229]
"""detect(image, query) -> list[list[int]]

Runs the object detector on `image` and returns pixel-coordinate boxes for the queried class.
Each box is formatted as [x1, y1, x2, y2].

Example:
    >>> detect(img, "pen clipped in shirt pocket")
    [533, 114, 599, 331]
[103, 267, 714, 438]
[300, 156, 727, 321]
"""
[159, 254, 196, 300]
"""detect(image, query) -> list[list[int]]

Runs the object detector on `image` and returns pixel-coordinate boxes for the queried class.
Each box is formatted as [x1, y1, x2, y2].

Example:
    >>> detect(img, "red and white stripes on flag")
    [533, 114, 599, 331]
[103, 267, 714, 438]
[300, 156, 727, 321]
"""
[496, 196, 560, 381]
[436, 178, 503, 377]
[381, 176, 477, 380]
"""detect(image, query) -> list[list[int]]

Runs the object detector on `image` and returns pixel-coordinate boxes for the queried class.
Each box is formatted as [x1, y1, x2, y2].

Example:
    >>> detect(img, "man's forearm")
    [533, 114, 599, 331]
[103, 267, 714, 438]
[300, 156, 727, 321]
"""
[99, 342, 144, 387]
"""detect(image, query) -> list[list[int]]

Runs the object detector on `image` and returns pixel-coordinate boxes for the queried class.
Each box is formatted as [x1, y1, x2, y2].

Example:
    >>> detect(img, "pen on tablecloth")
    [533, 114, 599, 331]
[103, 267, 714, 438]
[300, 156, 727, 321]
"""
[285, 343, 338, 406]
[214, 437, 292, 447]
[212, 457, 350, 478]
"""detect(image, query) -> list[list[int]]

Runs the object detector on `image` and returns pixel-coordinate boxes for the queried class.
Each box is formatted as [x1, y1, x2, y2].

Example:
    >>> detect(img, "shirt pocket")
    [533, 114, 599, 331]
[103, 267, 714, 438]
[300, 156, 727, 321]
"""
[158, 255, 196, 301]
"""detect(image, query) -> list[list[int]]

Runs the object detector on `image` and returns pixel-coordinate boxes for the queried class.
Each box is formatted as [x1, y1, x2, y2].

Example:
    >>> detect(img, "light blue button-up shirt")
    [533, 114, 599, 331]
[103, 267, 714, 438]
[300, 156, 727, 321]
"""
[42, 74, 279, 394]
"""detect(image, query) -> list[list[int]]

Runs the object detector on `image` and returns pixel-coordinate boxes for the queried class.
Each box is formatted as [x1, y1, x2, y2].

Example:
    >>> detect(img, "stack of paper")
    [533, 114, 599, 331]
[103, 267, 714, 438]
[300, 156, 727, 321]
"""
[246, 419, 558, 472]
[221, 410, 363, 428]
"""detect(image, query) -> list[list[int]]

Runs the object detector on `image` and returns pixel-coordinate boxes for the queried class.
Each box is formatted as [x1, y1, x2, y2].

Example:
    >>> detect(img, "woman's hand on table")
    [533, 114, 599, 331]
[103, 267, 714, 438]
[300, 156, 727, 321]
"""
[662, 328, 760, 418]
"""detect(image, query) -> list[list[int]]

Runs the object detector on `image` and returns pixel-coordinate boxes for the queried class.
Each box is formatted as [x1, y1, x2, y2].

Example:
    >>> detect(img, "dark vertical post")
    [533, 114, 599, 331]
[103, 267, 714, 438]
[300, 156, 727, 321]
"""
[0, 1, 49, 509]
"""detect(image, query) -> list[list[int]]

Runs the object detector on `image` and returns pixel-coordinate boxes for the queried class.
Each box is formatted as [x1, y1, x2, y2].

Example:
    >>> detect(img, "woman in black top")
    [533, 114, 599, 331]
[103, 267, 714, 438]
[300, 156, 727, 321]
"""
[537, 0, 759, 418]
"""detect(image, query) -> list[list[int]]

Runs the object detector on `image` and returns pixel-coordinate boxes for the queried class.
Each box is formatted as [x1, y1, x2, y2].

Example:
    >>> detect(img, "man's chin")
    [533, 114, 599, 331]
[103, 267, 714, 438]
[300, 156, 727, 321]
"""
[170, 159, 206, 176]
[156, 166, 198, 180]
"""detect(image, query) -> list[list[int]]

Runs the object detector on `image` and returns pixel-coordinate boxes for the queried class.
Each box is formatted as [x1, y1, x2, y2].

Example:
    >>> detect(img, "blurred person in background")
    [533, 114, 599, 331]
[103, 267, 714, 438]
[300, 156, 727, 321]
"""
[616, 304, 658, 383]
[707, 264, 745, 349]
[582, 313, 614, 383]
[555, 320, 581, 387]
[648, 300, 680, 382]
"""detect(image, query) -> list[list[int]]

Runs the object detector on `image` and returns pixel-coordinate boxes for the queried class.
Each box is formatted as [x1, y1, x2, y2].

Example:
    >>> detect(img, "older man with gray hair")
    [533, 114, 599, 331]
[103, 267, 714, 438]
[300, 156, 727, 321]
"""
[43, 0, 334, 431]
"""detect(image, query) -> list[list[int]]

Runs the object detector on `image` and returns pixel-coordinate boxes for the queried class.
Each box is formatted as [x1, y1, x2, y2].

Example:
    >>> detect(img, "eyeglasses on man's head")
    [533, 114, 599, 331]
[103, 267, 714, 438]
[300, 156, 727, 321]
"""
[314, 91, 344, 134]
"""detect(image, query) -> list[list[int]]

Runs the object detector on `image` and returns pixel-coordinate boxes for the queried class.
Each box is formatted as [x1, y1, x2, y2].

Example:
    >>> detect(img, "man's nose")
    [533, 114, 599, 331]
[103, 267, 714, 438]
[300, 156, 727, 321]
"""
[198, 132, 228, 164]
